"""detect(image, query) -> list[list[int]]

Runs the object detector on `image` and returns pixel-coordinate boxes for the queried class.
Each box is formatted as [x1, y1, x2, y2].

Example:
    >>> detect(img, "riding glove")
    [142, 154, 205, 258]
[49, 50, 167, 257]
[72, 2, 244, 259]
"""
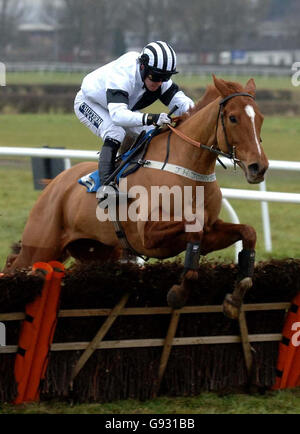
[146, 113, 172, 126]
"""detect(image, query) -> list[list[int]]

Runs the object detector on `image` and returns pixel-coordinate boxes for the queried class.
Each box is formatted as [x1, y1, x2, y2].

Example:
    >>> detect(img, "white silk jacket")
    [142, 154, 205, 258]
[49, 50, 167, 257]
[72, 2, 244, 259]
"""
[80, 51, 194, 128]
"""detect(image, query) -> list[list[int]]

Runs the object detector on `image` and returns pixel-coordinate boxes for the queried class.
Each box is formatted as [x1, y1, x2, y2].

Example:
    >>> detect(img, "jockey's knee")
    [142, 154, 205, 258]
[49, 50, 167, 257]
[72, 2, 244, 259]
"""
[102, 126, 126, 144]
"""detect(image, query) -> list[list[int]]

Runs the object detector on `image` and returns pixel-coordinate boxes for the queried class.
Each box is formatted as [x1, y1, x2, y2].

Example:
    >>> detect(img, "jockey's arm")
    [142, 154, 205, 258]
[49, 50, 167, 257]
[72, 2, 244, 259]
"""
[107, 90, 171, 128]
[108, 101, 146, 127]
[107, 88, 146, 127]
[160, 82, 194, 116]
[108, 101, 170, 128]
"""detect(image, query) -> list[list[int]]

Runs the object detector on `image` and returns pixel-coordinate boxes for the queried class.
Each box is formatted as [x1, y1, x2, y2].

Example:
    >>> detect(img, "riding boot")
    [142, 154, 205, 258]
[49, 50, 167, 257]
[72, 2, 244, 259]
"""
[98, 137, 120, 186]
[97, 138, 127, 206]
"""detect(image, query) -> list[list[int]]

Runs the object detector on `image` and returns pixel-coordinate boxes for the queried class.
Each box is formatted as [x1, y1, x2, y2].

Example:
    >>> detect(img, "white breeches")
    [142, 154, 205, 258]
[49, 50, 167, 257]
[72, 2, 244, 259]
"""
[74, 90, 152, 143]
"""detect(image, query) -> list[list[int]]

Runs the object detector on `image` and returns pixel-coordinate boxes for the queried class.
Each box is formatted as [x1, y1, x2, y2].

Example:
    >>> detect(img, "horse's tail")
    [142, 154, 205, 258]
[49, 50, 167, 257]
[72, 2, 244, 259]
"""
[11, 241, 22, 255]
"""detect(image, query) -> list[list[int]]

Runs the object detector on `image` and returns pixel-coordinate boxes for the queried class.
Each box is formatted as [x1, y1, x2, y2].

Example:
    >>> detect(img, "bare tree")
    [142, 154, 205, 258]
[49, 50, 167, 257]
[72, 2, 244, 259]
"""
[283, 0, 300, 43]
[178, 0, 271, 53]
[119, 0, 182, 46]
[0, 0, 27, 57]
[38, 0, 274, 62]
[45, 0, 122, 61]
[86, 0, 119, 60]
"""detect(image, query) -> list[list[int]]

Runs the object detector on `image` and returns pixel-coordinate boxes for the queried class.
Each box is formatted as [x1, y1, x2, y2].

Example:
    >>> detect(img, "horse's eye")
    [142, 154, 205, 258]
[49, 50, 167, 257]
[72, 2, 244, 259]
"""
[229, 115, 237, 124]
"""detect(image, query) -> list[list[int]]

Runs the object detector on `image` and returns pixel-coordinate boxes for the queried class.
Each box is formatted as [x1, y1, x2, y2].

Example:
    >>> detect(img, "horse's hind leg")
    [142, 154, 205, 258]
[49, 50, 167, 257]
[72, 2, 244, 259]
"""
[201, 219, 257, 320]
[2, 244, 62, 274]
[65, 239, 122, 263]
[2, 253, 18, 273]
[167, 238, 202, 309]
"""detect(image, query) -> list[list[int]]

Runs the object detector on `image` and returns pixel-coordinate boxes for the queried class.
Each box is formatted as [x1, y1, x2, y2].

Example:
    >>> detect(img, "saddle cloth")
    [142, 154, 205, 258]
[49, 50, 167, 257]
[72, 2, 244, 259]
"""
[78, 129, 154, 193]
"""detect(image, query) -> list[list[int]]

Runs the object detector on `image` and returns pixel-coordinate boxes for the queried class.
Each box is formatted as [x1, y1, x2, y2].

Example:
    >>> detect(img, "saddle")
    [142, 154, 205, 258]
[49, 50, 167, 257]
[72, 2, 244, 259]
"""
[115, 130, 150, 179]
[79, 128, 158, 192]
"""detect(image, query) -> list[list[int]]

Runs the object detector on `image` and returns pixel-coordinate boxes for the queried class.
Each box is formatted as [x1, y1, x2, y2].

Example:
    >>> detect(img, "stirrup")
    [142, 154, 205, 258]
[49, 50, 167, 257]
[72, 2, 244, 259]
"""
[96, 183, 127, 209]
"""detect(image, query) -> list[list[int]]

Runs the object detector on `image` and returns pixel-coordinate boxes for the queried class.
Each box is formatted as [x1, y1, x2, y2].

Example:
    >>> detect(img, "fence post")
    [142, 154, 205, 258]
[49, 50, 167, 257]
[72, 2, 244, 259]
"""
[153, 310, 181, 397]
[259, 180, 272, 252]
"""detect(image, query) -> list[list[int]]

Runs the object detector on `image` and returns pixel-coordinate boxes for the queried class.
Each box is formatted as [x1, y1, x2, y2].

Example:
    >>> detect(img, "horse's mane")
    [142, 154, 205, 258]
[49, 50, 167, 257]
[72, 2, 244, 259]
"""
[176, 80, 245, 126]
[122, 80, 246, 150]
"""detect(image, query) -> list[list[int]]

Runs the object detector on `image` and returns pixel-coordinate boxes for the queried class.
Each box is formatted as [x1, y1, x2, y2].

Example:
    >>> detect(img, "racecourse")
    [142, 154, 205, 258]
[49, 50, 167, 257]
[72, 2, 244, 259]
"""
[0, 112, 299, 269]
[0, 74, 299, 413]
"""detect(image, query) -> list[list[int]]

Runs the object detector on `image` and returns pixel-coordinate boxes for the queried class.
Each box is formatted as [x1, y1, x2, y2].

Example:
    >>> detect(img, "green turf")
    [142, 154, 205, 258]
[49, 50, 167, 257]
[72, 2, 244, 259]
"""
[6, 71, 295, 91]
[0, 113, 300, 158]
[0, 114, 100, 150]
[1, 389, 300, 414]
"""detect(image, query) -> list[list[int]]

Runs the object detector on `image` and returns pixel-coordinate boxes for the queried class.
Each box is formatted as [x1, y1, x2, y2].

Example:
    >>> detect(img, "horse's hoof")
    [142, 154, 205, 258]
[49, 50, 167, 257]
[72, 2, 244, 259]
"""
[223, 277, 253, 320]
[223, 294, 241, 320]
[238, 277, 253, 293]
[167, 284, 188, 309]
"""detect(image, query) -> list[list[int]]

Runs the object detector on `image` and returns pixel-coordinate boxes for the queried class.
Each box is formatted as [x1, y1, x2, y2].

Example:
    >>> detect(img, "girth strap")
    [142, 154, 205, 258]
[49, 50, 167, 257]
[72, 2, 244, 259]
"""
[141, 159, 216, 183]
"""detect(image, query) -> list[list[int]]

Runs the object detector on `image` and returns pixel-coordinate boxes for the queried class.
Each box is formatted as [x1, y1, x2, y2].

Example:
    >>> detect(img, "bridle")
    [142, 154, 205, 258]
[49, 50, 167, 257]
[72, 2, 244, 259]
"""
[168, 92, 255, 170]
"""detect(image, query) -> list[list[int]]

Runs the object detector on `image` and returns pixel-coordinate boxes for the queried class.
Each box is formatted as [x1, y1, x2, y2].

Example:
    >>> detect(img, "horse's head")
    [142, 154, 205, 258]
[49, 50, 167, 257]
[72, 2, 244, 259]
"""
[213, 75, 269, 184]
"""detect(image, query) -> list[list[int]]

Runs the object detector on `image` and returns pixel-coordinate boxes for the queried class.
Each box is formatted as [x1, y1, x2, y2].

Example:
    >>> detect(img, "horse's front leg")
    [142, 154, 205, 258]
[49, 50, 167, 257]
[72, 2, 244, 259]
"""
[167, 232, 203, 309]
[201, 219, 257, 320]
[140, 218, 203, 309]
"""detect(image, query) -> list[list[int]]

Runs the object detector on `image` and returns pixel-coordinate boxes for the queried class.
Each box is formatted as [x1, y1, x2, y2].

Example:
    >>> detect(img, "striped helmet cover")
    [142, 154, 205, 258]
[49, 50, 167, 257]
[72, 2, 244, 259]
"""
[140, 41, 177, 74]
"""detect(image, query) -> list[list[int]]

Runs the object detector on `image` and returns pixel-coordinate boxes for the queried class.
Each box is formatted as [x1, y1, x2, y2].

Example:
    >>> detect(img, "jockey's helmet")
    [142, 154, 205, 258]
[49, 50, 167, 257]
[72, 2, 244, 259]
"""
[139, 41, 178, 82]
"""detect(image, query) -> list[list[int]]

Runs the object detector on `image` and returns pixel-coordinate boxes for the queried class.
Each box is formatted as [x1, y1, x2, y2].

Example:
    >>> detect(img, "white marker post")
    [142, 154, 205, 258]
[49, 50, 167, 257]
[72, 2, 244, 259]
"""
[0, 62, 6, 87]
[0, 322, 6, 347]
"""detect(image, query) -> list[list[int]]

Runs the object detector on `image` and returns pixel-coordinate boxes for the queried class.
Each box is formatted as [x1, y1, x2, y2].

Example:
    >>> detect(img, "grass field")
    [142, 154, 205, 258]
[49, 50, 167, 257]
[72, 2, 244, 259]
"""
[6, 71, 295, 90]
[1, 389, 300, 414]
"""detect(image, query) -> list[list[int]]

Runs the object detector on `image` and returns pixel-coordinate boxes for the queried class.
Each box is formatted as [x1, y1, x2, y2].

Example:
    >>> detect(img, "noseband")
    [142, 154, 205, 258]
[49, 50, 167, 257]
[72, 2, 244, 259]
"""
[168, 92, 255, 170]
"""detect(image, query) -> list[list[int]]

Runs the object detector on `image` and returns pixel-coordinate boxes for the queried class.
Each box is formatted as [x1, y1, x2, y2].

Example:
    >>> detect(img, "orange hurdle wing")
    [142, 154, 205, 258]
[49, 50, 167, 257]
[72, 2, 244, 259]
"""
[14, 262, 54, 404]
[24, 261, 65, 402]
[273, 293, 300, 390]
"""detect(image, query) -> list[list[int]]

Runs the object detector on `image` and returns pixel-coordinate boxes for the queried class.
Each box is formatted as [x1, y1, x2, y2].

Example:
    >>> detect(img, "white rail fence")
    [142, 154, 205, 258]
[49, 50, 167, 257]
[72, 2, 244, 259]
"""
[1, 147, 299, 262]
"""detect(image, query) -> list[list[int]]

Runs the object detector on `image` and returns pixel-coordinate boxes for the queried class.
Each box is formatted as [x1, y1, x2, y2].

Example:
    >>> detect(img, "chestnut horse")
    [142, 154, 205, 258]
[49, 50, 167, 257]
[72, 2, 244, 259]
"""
[3, 76, 268, 319]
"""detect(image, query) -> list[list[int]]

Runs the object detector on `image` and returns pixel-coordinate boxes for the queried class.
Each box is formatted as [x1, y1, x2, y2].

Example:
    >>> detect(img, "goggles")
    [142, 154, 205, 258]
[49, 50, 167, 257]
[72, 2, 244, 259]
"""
[147, 72, 172, 82]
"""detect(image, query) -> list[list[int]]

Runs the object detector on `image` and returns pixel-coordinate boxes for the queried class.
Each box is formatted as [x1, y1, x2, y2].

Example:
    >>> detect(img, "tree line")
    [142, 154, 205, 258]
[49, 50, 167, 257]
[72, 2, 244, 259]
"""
[43, 0, 271, 60]
[0, 0, 299, 62]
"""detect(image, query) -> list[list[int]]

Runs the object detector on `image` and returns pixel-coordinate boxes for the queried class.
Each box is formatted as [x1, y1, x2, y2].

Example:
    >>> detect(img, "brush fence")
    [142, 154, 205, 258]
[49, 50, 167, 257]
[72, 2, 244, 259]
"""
[0, 260, 299, 402]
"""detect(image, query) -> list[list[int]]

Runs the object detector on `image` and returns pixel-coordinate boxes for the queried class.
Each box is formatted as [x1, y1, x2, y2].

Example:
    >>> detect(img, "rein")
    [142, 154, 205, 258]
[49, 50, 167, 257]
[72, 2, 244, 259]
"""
[168, 92, 255, 170]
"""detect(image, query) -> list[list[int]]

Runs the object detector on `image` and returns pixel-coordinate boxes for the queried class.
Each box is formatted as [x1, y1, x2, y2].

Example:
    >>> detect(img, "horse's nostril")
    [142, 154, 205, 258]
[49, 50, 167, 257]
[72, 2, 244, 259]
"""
[248, 163, 259, 175]
[259, 166, 267, 177]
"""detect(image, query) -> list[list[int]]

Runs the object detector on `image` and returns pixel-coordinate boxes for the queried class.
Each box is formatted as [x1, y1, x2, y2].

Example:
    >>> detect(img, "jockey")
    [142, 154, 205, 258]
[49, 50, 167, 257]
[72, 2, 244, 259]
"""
[74, 41, 194, 198]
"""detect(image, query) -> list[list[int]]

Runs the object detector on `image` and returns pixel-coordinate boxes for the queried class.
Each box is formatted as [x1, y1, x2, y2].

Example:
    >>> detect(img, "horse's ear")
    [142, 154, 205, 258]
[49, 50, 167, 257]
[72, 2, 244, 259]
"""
[245, 78, 256, 97]
[212, 74, 231, 97]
